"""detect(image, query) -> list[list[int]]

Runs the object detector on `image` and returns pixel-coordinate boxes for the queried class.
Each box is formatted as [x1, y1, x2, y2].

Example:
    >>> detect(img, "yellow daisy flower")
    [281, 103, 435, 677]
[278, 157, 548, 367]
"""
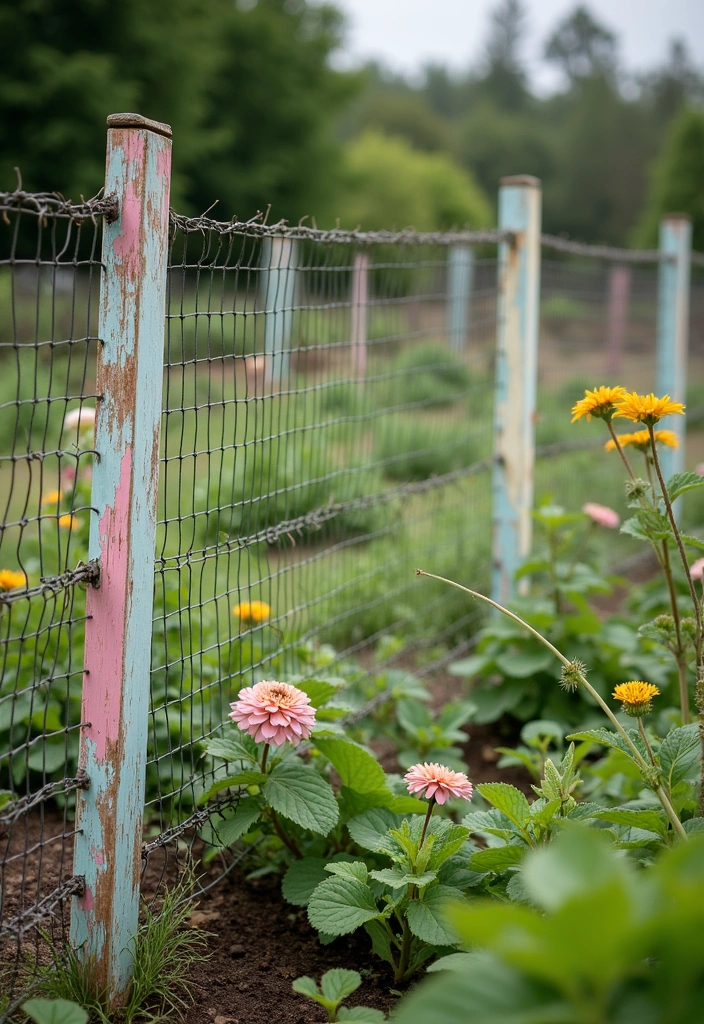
[233, 600, 271, 624]
[614, 392, 685, 426]
[41, 489, 63, 506]
[612, 680, 660, 717]
[605, 429, 679, 453]
[0, 569, 27, 591]
[58, 513, 78, 529]
[571, 386, 627, 423]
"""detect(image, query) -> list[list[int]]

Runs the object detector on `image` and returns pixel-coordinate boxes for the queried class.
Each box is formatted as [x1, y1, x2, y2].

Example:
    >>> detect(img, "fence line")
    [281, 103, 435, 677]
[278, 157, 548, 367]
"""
[2, 113, 704, 1010]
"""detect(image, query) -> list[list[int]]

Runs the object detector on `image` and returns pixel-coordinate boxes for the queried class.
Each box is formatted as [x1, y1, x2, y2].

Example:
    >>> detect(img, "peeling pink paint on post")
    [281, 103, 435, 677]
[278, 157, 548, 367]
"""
[90, 845, 106, 866]
[112, 175, 141, 282]
[78, 885, 95, 912]
[83, 448, 132, 763]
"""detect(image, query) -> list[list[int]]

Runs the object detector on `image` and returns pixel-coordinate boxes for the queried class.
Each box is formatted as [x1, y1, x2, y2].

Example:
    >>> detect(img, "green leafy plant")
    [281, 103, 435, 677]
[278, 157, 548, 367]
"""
[21, 999, 88, 1024]
[292, 969, 386, 1022]
[393, 827, 704, 1024]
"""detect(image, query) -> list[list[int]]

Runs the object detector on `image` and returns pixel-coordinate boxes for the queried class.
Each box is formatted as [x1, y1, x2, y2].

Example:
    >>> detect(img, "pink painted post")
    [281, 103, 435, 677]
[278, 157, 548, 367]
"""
[605, 264, 631, 376]
[71, 113, 171, 1006]
[351, 251, 369, 382]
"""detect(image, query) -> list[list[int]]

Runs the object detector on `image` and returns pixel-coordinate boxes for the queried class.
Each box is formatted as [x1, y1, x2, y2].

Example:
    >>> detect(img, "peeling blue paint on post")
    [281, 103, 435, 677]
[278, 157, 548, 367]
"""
[491, 176, 542, 607]
[71, 113, 171, 1007]
[448, 244, 473, 355]
[262, 236, 298, 386]
[657, 215, 691, 489]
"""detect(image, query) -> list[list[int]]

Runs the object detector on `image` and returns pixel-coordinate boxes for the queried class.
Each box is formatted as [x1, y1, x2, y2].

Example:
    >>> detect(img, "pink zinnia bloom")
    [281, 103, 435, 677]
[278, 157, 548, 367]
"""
[64, 406, 95, 432]
[229, 680, 316, 747]
[583, 502, 620, 529]
[690, 558, 704, 581]
[404, 762, 473, 805]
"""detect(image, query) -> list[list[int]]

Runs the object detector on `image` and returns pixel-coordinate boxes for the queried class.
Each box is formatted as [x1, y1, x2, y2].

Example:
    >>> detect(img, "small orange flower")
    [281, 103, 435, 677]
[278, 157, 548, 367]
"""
[0, 569, 26, 591]
[41, 489, 63, 506]
[613, 681, 660, 717]
[614, 392, 685, 426]
[233, 600, 271, 624]
[605, 429, 679, 453]
[571, 386, 627, 423]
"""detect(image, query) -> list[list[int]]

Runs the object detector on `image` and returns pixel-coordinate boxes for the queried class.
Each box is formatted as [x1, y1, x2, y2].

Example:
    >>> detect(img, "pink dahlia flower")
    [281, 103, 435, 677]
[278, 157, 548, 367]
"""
[583, 502, 620, 529]
[229, 680, 316, 747]
[404, 762, 473, 805]
[690, 558, 704, 581]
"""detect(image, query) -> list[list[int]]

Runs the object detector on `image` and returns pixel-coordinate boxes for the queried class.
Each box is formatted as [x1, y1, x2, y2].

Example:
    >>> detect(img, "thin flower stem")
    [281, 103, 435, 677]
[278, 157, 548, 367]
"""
[419, 798, 435, 850]
[269, 808, 303, 859]
[657, 786, 688, 841]
[260, 743, 270, 774]
[637, 718, 657, 765]
[660, 542, 690, 724]
[607, 423, 638, 483]
[396, 907, 413, 983]
[648, 425, 703, 643]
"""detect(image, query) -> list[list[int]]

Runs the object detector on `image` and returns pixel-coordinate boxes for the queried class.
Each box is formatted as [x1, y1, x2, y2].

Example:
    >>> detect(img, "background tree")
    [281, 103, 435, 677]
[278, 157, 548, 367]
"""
[544, 4, 618, 85]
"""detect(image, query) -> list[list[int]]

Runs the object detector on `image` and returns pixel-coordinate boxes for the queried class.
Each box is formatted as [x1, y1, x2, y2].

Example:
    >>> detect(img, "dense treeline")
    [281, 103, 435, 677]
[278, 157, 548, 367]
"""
[0, 0, 702, 244]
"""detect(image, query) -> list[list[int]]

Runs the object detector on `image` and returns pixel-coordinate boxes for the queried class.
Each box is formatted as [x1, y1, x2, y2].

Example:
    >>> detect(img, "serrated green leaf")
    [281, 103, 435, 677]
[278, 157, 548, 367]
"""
[406, 884, 462, 945]
[426, 952, 477, 973]
[370, 868, 437, 889]
[199, 770, 268, 803]
[295, 677, 343, 708]
[659, 724, 701, 790]
[291, 976, 322, 1001]
[205, 732, 258, 764]
[320, 968, 362, 1003]
[666, 470, 704, 502]
[364, 919, 396, 968]
[494, 649, 554, 679]
[683, 817, 704, 834]
[591, 808, 669, 838]
[680, 533, 704, 552]
[312, 736, 387, 794]
[264, 761, 339, 836]
[308, 876, 380, 936]
[529, 798, 562, 828]
[282, 857, 329, 906]
[469, 845, 527, 872]
[477, 783, 531, 829]
[22, 1001, 89, 1024]
[209, 798, 262, 848]
[326, 861, 369, 884]
[347, 808, 401, 854]
[567, 727, 647, 761]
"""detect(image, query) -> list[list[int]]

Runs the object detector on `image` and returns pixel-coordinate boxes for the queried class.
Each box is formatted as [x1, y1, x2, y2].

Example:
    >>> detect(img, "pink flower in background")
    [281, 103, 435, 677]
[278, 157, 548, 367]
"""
[696, 464, 704, 477]
[64, 406, 95, 432]
[583, 502, 620, 529]
[404, 762, 473, 805]
[230, 680, 316, 746]
[690, 558, 704, 581]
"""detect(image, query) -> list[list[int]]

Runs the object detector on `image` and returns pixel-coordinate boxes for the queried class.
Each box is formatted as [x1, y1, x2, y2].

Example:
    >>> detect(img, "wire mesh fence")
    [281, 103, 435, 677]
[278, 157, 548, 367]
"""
[1, 175, 704, 1012]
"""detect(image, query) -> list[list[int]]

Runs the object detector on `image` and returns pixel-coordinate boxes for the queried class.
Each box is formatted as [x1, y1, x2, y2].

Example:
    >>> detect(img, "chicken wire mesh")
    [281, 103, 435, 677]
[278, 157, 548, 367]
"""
[2, 189, 704, 1008]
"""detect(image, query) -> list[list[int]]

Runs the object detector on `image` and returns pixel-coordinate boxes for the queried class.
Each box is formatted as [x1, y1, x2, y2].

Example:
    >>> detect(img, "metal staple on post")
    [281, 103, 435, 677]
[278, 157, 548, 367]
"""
[70, 112, 172, 1007]
[491, 175, 542, 606]
[657, 214, 692, 487]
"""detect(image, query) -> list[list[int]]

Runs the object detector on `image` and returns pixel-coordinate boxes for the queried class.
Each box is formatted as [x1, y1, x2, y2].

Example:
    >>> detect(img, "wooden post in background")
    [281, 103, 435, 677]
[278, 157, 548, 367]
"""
[351, 251, 369, 382]
[605, 264, 631, 377]
[491, 176, 542, 606]
[71, 113, 171, 1006]
[657, 215, 691, 486]
[448, 244, 474, 355]
[262, 236, 298, 388]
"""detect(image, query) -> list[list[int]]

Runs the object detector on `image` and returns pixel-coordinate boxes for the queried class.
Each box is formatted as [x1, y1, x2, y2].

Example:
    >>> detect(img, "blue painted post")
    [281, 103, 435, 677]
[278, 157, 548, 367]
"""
[71, 113, 171, 1007]
[657, 215, 692, 486]
[262, 236, 298, 387]
[448, 244, 474, 355]
[491, 176, 542, 606]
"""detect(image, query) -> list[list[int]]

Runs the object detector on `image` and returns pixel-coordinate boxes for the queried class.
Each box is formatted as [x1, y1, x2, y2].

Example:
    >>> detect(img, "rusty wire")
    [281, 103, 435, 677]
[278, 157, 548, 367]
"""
[540, 233, 667, 263]
[0, 560, 100, 606]
[0, 876, 84, 940]
[0, 190, 118, 224]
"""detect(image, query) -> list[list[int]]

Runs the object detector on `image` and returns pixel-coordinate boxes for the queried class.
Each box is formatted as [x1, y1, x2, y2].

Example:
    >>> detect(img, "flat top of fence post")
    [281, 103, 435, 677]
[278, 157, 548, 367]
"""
[662, 212, 692, 223]
[499, 175, 541, 188]
[106, 112, 173, 138]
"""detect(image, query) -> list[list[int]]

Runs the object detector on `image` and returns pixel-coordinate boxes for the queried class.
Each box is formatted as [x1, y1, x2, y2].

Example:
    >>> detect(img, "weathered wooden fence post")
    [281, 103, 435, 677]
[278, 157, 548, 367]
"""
[351, 250, 369, 382]
[657, 214, 692, 485]
[262, 235, 298, 388]
[605, 264, 631, 377]
[71, 113, 171, 1006]
[491, 176, 542, 606]
[448, 244, 474, 355]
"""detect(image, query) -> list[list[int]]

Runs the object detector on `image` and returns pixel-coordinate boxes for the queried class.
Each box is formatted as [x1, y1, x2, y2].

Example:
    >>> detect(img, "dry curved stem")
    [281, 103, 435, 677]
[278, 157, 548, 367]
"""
[415, 569, 688, 841]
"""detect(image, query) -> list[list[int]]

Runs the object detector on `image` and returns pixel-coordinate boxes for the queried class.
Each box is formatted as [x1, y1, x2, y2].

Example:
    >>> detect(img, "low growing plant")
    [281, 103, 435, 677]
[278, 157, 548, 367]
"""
[292, 969, 386, 1022]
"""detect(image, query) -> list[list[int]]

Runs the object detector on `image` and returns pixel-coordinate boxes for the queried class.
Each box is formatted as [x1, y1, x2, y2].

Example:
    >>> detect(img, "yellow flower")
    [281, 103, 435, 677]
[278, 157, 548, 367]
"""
[58, 513, 78, 529]
[0, 569, 26, 591]
[233, 600, 271, 624]
[614, 392, 685, 426]
[41, 489, 63, 506]
[571, 386, 627, 423]
[605, 429, 679, 453]
[613, 680, 660, 717]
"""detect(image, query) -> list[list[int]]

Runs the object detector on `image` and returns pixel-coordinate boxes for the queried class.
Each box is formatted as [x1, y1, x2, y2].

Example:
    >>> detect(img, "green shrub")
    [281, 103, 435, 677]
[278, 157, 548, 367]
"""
[374, 416, 478, 482]
[387, 343, 472, 410]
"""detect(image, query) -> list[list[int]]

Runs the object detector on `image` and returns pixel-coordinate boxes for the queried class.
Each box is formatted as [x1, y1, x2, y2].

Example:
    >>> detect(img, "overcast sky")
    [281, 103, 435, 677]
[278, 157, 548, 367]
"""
[333, 0, 704, 91]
